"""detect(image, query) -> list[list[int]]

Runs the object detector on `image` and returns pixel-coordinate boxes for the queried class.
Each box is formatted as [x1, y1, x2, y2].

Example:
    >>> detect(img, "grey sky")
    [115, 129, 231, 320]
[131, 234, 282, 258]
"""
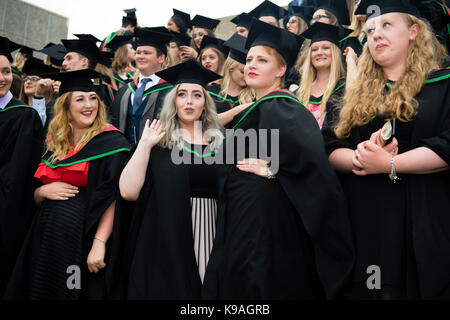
[22, 0, 290, 40]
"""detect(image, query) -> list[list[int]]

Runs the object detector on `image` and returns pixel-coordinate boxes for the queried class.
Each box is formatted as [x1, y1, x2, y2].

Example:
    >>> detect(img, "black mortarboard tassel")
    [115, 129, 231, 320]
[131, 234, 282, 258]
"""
[199, 36, 230, 56]
[155, 59, 222, 88]
[301, 22, 352, 45]
[355, 0, 420, 19]
[315, 0, 351, 25]
[22, 57, 59, 76]
[192, 15, 221, 30]
[223, 34, 248, 65]
[0, 36, 21, 62]
[248, 0, 289, 21]
[39, 69, 101, 96]
[231, 13, 253, 30]
[245, 18, 304, 68]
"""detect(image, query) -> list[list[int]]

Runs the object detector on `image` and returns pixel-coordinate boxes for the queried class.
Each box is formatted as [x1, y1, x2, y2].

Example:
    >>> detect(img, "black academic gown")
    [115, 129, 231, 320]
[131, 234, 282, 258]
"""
[111, 144, 219, 300]
[4, 128, 130, 300]
[93, 79, 116, 119]
[202, 90, 355, 300]
[206, 83, 240, 114]
[322, 66, 450, 299]
[0, 98, 44, 297]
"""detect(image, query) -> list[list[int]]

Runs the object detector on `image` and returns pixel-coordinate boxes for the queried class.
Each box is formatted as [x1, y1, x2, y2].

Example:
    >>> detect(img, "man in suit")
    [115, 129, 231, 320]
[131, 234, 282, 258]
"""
[111, 28, 173, 146]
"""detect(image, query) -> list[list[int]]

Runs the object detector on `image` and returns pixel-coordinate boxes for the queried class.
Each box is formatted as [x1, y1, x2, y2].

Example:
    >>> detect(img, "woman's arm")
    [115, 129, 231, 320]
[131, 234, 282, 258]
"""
[87, 200, 115, 273]
[119, 119, 165, 201]
[328, 148, 358, 173]
[218, 102, 252, 126]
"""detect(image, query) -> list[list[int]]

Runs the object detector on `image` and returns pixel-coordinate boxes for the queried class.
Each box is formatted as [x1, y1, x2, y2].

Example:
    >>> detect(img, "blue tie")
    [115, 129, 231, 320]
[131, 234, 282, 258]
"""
[132, 78, 151, 113]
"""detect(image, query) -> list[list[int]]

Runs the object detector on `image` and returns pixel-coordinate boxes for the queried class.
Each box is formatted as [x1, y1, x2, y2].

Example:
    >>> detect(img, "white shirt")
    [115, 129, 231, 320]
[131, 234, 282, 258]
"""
[130, 74, 161, 103]
[32, 97, 47, 127]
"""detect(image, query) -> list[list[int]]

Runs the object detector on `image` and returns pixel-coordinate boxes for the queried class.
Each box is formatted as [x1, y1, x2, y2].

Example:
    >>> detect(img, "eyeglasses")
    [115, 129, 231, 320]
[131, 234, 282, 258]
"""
[311, 14, 331, 22]
[22, 76, 40, 83]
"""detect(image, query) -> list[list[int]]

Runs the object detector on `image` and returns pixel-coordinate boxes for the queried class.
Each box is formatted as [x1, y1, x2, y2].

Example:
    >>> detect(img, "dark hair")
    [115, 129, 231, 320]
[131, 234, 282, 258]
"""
[76, 52, 96, 69]
[171, 15, 188, 34]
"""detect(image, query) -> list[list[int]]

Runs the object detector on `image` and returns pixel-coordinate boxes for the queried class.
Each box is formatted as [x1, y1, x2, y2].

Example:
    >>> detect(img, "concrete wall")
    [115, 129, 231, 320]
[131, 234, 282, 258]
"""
[0, 0, 68, 59]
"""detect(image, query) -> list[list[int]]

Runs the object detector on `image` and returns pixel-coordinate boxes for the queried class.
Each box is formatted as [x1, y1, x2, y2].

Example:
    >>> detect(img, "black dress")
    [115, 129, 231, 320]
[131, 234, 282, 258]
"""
[123, 142, 220, 300]
[202, 90, 355, 300]
[4, 128, 130, 300]
[322, 67, 450, 299]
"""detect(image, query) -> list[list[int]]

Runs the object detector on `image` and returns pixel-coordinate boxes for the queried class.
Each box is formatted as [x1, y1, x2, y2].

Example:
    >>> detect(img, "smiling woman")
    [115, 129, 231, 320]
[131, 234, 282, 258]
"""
[4, 69, 131, 300]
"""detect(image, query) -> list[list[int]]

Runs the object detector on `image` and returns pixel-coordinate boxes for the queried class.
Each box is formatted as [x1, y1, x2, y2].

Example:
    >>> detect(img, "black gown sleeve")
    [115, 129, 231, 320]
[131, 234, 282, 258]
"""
[258, 97, 355, 299]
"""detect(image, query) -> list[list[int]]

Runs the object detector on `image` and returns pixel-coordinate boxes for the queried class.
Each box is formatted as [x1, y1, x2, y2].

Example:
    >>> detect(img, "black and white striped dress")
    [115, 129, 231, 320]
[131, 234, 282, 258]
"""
[187, 143, 218, 283]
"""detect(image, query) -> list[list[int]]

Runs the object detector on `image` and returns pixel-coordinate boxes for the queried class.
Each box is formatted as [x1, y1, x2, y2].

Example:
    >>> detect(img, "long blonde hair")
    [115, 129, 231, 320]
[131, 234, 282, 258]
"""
[46, 92, 110, 163]
[218, 57, 255, 105]
[335, 14, 447, 138]
[95, 64, 118, 91]
[159, 84, 224, 151]
[296, 41, 345, 115]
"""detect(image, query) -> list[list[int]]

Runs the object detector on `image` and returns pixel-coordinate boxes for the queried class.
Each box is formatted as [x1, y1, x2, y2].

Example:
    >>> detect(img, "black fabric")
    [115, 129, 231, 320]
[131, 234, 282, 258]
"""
[206, 83, 239, 114]
[4, 130, 130, 300]
[202, 90, 355, 300]
[110, 144, 219, 299]
[321, 68, 450, 299]
[0, 99, 44, 297]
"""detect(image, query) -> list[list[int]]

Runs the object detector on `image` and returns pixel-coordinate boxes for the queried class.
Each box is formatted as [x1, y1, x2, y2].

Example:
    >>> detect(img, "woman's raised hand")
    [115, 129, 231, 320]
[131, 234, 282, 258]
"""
[140, 119, 166, 148]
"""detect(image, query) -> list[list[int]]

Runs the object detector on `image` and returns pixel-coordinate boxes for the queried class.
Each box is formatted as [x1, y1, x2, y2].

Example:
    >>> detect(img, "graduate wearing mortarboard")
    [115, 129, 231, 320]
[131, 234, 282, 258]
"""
[0, 36, 45, 298]
[323, 0, 450, 299]
[247, 0, 289, 27]
[4, 69, 131, 300]
[202, 19, 355, 300]
[110, 28, 173, 146]
[105, 35, 136, 89]
[100, 8, 137, 53]
[113, 59, 224, 299]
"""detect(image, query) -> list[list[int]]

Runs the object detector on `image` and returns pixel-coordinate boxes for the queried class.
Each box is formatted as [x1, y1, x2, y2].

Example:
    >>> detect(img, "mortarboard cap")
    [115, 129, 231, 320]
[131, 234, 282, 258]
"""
[415, 0, 450, 30]
[355, 0, 421, 20]
[292, 5, 315, 24]
[169, 31, 192, 47]
[231, 13, 253, 30]
[19, 45, 35, 57]
[124, 8, 136, 17]
[223, 34, 248, 65]
[39, 69, 101, 96]
[199, 36, 230, 56]
[248, 0, 289, 21]
[134, 27, 173, 55]
[301, 21, 352, 45]
[22, 57, 59, 76]
[0, 36, 21, 62]
[62, 39, 102, 67]
[315, 0, 351, 25]
[74, 34, 102, 43]
[156, 59, 222, 88]
[172, 9, 192, 28]
[98, 51, 114, 68]
[245, 18, 304, 67]
[106, 35, 133, 52]
[192, 15, 220, 30]
[40, 44, 66, 67]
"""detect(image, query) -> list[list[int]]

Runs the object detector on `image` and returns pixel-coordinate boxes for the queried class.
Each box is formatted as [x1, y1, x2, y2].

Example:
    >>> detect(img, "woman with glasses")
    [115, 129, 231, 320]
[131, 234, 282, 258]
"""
[19, 58, 58, 127]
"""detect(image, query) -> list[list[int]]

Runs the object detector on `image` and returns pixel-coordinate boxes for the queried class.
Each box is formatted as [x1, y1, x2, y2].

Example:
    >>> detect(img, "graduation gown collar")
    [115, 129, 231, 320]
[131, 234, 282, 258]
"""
[232, 89, 301, 129]
[127, 78, 173, 96]
[42, 125, 131, 168]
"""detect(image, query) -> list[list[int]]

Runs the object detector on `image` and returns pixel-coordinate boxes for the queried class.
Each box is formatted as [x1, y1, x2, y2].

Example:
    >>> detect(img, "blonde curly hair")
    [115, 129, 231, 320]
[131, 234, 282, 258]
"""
[335, 14, 447, 138]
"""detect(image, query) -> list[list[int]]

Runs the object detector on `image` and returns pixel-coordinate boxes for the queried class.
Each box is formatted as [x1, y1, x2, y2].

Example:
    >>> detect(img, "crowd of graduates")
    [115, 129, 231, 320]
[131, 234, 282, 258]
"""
[0, 0, 449, 300]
